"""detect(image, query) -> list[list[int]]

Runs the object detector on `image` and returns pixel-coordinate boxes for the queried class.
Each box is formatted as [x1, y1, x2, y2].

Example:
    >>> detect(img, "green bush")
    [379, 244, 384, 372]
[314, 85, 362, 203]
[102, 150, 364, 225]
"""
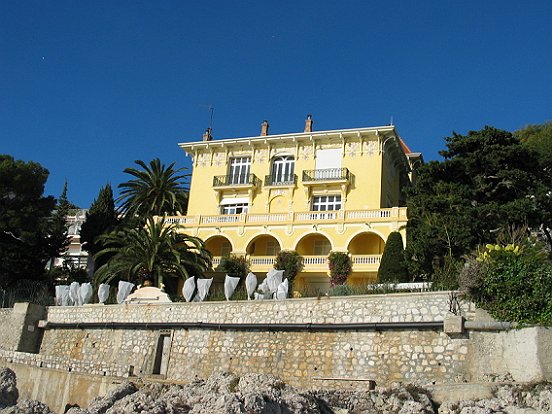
[274, 250, 304, 291]
[431, 256, 462, 291]
[328, 284, 368, 296]
[48, 257, 89, 285]
[460, 240, 552, 325]
[378, 232, 409, 283]
[208, 284, 248, 301]
[328, 251, 352, 286]
[219, 254, 250, 280]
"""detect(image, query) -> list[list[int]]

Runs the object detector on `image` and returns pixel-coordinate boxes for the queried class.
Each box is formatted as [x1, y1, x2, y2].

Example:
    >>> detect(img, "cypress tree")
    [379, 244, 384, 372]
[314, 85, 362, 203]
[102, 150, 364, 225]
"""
[377, 232, 409, 283]
[80, 184, 119, 272]
[47, 180, 72, 265]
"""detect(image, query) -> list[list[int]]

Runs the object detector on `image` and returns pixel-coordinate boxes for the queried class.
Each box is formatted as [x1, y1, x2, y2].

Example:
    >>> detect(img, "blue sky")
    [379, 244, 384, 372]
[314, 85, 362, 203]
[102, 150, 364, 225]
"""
[1, 1, 551, 208]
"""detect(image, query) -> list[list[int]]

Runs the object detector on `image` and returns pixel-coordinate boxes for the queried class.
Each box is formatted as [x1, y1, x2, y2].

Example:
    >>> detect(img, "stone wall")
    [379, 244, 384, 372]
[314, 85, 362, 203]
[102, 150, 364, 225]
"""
[0, 303, 45, 352]
[3, 292, 551, 394]
[31, 292, 476, 388]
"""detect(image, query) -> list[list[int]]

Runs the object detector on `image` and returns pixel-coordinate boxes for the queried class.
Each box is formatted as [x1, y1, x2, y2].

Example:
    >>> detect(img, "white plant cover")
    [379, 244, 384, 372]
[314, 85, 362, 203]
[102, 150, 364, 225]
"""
[55, 285, 70, 306]
[79, 283, 93, 305]
[117, 281, 135, 304]
[69, 282, 80, 306]
[253, 292, 265, 301]
[197, 278, 213, 302]
[245, 272, 257, 300]
[257, 279, 269, 295]
[224, 275, 240, 301]
[182, 277, 196, 302]
[266, 269, 284, 295]
[275, 278, 289, 300]
[97, 284, 110, 304]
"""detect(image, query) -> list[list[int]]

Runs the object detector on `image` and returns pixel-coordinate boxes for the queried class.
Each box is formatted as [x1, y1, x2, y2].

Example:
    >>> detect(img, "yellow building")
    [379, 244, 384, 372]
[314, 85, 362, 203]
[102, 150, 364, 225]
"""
[168, 116, 421, 293]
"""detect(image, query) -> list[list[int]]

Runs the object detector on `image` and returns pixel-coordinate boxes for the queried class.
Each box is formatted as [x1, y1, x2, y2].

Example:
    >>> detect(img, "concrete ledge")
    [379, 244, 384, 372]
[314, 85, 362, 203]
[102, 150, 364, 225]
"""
[427, 382, 497, 405]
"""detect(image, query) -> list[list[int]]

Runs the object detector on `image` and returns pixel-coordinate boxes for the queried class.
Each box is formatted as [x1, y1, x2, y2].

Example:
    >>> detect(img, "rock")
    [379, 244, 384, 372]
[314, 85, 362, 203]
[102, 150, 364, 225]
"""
[0, 399, 54, 414]
[0, 369, 18, 409]
[66, 382, 138, 414]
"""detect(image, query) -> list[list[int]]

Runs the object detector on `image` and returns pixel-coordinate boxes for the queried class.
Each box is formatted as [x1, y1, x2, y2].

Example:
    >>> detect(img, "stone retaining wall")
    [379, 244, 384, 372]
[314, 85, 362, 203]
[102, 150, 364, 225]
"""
[43, 291, 468, 324]
[5, 292, 551, 392]
[32, 292, 476, 388]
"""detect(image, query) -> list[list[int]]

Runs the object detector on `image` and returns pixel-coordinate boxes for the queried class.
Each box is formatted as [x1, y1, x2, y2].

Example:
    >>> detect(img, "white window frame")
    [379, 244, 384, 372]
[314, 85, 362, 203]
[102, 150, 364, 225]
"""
[221, 241, 232, 256]
[271, 155, 295, 184]
[311, 195, 342, 211]
[313, 239, 331, 255]
[229, 157, 251, 184]
[266, 240, 281, 255]
[221, 203, 249, 215]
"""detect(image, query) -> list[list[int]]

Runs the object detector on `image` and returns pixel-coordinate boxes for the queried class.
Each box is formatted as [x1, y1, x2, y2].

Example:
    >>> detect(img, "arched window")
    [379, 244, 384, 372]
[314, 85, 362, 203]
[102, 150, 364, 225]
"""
[270, 155, 295, 184]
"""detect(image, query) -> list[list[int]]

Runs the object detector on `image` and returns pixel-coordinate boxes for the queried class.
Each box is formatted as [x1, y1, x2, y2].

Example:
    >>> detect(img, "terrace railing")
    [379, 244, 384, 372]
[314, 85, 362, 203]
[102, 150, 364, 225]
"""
[213, 174, 259, 187]
[302, 168, 350, 182]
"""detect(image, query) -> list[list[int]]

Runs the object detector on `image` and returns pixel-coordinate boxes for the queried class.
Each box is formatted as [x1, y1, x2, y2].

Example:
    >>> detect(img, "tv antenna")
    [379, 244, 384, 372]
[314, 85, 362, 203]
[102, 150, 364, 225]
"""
[200, 104, 214, 131]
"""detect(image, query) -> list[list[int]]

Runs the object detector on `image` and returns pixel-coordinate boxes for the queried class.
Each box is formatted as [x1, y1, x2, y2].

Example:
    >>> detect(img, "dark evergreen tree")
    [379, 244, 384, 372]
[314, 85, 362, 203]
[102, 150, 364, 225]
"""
[46, 180, 72, 267]
[515, 122, 552, 250]
[80, 184, 119, 273]
[0, 155, 56, 287]
[377, 232, 409, 283]
[406, 126, 543, 277]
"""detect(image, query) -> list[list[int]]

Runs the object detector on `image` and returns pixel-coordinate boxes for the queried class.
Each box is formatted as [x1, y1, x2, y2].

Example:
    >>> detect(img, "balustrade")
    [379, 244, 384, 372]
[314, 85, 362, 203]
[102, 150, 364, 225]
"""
[163, 207, 406, 228]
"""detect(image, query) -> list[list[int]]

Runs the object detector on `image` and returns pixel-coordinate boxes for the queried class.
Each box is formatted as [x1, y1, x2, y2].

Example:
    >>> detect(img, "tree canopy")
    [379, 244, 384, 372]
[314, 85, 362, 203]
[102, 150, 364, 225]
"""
[406, 126, 545, 277]
[378, 232, 408, 283]
[93, 217, 211, 288]
[47, 180, 72, 265]
[515, 122, 552, 248]
[117, 158, 188, 219]
[0, 155, 58, 287]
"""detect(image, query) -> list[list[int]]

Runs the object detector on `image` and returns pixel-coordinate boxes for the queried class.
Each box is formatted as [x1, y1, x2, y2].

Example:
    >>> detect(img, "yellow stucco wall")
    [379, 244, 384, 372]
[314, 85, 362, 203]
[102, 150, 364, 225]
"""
[175, 125, 414, 290]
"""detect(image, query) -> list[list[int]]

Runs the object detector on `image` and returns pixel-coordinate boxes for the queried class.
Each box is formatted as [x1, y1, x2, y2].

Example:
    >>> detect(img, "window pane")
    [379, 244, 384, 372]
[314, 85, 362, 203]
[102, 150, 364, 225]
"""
[311, 195, 342, 211]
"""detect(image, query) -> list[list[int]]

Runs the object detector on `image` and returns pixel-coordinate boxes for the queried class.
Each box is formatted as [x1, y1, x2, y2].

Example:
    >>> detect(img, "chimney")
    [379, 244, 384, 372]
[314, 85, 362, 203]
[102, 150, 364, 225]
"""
[202, 127, 212, 141]
[260, 120, 269, 136]
[304, 114, 313, 132]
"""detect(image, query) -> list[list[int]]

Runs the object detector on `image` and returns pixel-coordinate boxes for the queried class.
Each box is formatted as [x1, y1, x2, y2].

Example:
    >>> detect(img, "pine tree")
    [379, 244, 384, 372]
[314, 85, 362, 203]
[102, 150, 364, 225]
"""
[377, 232, 409, 283]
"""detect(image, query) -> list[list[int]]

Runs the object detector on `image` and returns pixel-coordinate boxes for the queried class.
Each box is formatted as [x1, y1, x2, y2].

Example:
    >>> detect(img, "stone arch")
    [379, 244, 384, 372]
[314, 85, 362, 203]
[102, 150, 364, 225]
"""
[347, 231, 386, 255]
[268, 195, 288, 213]
[246, 234, 282, 256]
[204, 235, 233, 257]
[295, 233, 333, 256]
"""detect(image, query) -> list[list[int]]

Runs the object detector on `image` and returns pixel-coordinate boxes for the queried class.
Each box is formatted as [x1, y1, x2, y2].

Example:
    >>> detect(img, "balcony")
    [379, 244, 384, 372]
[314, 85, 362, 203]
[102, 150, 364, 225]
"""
[264, 174, 297, 187]
[302, 168, 350, 184]
[211, 254, 382, 273]
[212, 174, 259, 189]
[164, 207, 407, 227]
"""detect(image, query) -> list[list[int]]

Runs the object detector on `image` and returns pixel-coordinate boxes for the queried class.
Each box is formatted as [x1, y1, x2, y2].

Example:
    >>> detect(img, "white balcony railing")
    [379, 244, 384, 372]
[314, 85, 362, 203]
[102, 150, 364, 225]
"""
[250, 256, 276, 266]
[295, 211, 339, 221]
[351, 254, 382, 265]
[211, 257, 222, 268]
[211, 254, 382, 271]
[164, 207, 406, 228]
[301, 256, 328, 266]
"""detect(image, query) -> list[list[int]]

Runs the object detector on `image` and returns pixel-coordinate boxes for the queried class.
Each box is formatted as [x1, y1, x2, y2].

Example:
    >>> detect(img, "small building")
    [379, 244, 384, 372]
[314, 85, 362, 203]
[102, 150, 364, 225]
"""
[52, 209, 88, 269]
[169, 116, 422, 293]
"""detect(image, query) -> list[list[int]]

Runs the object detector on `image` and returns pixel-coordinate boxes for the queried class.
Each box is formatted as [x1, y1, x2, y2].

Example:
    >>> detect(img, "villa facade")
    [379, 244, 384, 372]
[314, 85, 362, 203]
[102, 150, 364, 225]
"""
[167, 116, 421, 293]
[53, 209, 88, 269]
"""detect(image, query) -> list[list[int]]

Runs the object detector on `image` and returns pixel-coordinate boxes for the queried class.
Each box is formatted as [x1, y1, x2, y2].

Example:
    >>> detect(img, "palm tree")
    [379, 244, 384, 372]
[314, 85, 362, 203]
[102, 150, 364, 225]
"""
[118, 158, 188, 219]
[93, 217, 211, 289]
